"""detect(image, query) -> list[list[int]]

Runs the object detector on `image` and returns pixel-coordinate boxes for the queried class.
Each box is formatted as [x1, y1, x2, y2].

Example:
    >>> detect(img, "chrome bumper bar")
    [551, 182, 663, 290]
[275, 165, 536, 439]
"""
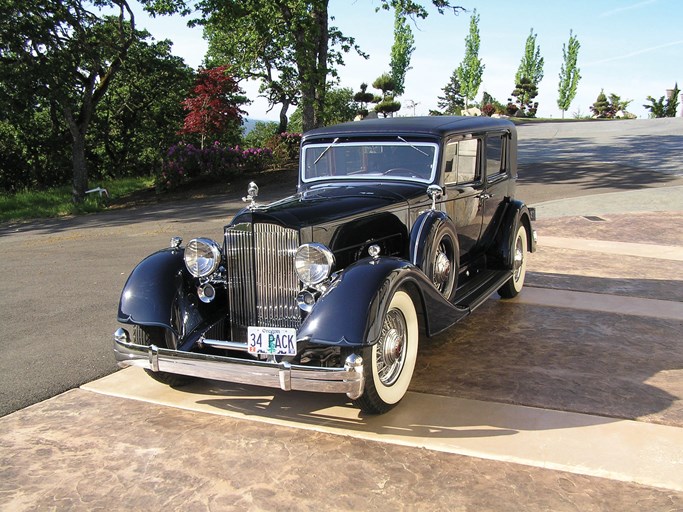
[113, 328, 364, 399]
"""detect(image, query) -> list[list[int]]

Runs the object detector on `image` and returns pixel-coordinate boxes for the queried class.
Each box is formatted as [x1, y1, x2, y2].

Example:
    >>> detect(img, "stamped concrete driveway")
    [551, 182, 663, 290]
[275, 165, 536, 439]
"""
[1, 118, 682, 417]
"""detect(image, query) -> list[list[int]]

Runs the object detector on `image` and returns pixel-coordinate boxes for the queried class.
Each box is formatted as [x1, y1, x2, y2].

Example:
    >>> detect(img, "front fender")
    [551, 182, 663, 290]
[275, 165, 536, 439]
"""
[297, 257, 469, 347]
[117, 248, 186, 329]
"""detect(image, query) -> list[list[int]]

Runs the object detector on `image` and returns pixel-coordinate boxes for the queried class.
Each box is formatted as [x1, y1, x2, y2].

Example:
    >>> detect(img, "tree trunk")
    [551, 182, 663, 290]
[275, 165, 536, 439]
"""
[71, 130, 88, 203]
[278, 98, 290, 133]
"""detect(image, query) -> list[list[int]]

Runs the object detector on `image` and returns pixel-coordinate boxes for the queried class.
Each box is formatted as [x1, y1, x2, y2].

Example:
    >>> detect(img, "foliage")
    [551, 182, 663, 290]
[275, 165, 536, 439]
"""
[243, 122, 280, 148]
[288, 87, 358, 130]
[511, 77, 539, 117]
[437, 70, 465, 114]
[644, 83, 680, 118]
[514, 28, 543, 114]
[372, 73, 401, 117]
[590, 90, 609, 117]
[143, 0, 463, 131]
[557, 30, 581, 118]
[480, 91, 506, 115]
[157, 142, 274, 191]
[389, 9, 415, 96]
[515, 29, 544, 86]
[591, 89, 634, 119]
[455, 9, 484, 107]
[354, 83, 375, 118]
[0, 0, 139, 202]
[179, 66, 248, 149]
[264, 132, 302, 166]
[89, 36, 194, 180]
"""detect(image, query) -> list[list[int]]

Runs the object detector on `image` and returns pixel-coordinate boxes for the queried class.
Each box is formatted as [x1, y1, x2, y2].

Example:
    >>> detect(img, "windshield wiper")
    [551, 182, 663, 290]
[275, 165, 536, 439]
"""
[397, 136, 428, 156]
[313, 137, 340, 164]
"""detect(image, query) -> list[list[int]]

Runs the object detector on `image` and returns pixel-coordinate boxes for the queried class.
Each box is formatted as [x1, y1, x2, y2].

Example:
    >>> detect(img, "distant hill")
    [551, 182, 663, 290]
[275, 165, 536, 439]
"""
[243, 118, 274, 135]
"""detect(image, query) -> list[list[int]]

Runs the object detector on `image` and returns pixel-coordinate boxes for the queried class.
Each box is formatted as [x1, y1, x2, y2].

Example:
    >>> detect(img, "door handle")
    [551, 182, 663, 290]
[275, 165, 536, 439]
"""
[478, 192, 493, 200]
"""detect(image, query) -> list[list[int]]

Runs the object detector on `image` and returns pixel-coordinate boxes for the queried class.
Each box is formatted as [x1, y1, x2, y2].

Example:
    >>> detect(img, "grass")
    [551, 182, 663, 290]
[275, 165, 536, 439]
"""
[0, 176, 155, 223]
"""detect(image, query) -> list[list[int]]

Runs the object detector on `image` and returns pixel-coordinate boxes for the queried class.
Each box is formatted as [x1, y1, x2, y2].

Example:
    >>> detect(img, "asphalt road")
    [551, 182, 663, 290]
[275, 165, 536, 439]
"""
[1, 118, 682, 417]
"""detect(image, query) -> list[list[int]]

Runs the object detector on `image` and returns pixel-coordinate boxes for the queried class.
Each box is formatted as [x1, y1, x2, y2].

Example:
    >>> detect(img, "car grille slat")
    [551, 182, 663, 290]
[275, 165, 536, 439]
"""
[225, 223, 300, 341]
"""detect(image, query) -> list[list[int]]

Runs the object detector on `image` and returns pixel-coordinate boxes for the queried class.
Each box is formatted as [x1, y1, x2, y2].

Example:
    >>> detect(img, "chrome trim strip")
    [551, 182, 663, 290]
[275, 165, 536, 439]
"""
[200, 338, 248, 351]
[114, 337, 364, 399]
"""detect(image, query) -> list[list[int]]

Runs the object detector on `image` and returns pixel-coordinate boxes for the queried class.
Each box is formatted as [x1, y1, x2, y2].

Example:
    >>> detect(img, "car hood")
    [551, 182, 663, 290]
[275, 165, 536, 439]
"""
[232, 181, 426, 229]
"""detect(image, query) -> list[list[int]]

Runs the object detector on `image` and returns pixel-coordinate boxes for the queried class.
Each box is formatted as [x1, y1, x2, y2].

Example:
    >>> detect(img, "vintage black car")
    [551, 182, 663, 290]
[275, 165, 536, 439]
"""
[114, 116, 536, 414]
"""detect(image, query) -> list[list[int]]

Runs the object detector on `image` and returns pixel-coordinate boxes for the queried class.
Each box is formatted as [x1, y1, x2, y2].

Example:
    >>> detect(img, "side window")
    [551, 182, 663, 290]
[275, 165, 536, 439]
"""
[485, 134, 505, 180]
[444, 138, 479, 185]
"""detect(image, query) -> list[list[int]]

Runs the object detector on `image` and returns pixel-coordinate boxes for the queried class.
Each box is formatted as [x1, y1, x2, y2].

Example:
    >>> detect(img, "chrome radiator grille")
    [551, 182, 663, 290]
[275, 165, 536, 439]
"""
[224, 223, 300, 341]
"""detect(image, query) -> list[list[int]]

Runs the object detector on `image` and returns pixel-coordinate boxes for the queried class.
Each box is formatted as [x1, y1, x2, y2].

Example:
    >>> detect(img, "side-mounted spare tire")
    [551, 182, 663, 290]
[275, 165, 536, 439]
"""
[412, 212, 459, 303]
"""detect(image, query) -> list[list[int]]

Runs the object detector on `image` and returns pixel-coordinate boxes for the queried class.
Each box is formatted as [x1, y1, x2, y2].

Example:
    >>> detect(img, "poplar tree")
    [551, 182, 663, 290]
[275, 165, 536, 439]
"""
[389, 9, 415, 96]
[456, 9, 484, 108]
[557, 30, 581, 119]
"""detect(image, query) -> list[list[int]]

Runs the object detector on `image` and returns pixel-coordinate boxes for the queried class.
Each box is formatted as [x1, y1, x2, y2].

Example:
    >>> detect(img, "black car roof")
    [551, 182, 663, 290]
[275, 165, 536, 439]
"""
[302, 116, 515, 141]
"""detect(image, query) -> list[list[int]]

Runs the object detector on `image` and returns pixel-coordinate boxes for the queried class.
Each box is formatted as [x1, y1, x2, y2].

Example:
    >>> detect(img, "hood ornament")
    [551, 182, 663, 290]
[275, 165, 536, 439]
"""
[242, 181, 259, 209]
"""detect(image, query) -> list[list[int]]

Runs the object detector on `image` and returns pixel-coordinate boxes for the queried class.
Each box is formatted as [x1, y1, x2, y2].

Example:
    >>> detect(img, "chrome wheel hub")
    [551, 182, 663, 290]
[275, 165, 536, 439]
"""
[513, 237, 524, 280]
[376, 309, 407, 386]
[433, 250, 451, 289]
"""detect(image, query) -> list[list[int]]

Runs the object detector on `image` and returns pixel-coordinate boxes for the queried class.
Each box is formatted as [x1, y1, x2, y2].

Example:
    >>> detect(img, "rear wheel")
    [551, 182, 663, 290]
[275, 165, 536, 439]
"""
[135, 325, 195, 387]
[351, 290, 419, 414]
[498, 224, 528, 299]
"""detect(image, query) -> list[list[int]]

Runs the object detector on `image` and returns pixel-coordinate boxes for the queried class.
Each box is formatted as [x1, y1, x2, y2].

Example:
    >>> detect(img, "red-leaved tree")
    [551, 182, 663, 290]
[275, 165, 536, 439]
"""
[179, 66, 248, 148]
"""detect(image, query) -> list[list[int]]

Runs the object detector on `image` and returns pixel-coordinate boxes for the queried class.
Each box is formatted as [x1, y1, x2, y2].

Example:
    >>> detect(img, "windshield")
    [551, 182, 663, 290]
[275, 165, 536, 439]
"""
[301, 141, 439, 183]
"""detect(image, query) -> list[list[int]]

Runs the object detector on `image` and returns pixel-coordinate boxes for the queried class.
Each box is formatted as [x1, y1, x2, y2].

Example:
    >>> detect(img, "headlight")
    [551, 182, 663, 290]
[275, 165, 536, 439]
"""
[184, 238, 221, 278]
[295, 243, 335, 286]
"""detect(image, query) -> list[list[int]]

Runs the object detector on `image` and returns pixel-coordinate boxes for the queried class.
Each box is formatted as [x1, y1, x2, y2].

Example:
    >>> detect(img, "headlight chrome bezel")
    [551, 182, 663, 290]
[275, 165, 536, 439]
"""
[295, 243, 335, 286]
[184, 238, 222, 278]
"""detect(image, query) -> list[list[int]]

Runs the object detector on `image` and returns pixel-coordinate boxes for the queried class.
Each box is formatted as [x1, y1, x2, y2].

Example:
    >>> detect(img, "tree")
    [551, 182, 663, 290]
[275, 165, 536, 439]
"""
[455, 9, 484, 108]
[288, 86, 359, 131]
[511, 77, 539, 117]
[389, 8, 415, 96]
[590, 89, 610, 118]
[91, 36, 194, 178]
[203, 4, 301, 134]
[179, 66, 248, 149]
[372, 73, 402, 117]
[0, 0, 138, 202]
[515, 29, 544, 86]
[644, 83, 680, 118]
[142, 0, 464, 131]
[353, 83, 375, 118]
[437, 70, 465, 114]
[513, 28, 543, 113]
[557, 30, 581, 119]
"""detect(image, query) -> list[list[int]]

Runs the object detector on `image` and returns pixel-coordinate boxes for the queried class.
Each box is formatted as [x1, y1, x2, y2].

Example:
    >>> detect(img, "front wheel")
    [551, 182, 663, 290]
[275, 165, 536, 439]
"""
[498, 224, 528, 299]
[350, 290, 419, 414]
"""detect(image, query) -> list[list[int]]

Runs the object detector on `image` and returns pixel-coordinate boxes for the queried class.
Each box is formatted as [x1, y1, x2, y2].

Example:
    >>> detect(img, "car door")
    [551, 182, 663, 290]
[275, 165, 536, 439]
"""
[479, 131, 512, 249]
[442, 136, 484, 266]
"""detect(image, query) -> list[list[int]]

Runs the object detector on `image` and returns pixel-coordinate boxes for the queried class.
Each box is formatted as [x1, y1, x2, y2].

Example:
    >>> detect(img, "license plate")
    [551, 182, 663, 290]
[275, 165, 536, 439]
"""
[247, 326, 297, 356]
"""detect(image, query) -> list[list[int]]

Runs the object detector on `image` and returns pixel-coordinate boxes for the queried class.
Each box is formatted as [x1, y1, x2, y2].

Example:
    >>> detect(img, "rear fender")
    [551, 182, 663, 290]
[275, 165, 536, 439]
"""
[496, 200, 536, 267]
[297, 257, 468, 348]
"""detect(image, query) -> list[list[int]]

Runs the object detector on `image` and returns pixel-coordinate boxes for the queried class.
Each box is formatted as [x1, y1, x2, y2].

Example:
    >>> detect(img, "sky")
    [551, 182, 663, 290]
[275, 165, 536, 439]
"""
[130, 0, 683, 121]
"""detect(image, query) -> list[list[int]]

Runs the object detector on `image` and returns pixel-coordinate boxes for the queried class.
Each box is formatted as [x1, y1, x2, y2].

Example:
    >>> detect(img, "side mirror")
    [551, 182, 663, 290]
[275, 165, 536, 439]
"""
[426, 184, 443, 210]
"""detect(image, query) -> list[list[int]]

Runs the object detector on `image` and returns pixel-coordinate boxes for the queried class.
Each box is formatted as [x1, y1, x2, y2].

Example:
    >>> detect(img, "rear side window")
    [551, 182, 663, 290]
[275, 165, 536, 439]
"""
[485, 134, 506, 180]
[443, 138, 479, 185]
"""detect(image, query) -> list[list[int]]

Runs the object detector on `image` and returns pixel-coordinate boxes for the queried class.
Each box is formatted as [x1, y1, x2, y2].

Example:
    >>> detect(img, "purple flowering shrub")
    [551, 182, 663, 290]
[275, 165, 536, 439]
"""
[157, 141, 274, 191]
[265, 132, 301, 165]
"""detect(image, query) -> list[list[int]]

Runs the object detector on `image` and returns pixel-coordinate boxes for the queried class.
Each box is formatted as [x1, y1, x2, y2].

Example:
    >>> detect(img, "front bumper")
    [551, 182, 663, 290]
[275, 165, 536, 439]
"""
[113, 328, 365, 399]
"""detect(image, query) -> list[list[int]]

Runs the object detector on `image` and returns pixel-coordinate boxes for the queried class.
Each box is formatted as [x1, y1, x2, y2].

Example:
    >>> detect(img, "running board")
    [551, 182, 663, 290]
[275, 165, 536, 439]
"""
[454, 270, 512, 312]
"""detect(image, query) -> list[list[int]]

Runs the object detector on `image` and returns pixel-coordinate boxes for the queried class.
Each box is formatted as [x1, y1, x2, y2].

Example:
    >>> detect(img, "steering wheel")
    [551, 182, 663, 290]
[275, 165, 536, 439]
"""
[383, 168, 418, 177]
